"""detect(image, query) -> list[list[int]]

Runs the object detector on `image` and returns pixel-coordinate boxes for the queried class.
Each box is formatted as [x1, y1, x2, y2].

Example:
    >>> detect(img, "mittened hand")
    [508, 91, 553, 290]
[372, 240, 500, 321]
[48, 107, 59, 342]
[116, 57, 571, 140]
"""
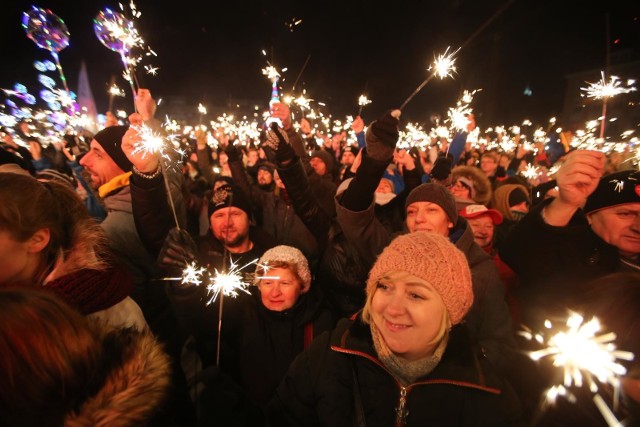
[264, 122, 290, 151]
[158, 228, 199, 277]
[365, 109, 401, 162]
[224, 144, 242, 162]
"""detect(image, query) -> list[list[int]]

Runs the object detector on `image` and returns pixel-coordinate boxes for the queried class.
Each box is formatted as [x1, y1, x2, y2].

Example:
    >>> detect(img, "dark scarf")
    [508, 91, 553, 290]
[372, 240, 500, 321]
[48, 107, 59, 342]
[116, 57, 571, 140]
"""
[45, 267, 133, 315]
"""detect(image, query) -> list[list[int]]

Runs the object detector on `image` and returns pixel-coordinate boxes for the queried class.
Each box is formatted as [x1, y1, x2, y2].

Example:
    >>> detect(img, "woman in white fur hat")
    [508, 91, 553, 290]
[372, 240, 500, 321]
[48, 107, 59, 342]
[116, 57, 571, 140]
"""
[194, 245, 338, 425]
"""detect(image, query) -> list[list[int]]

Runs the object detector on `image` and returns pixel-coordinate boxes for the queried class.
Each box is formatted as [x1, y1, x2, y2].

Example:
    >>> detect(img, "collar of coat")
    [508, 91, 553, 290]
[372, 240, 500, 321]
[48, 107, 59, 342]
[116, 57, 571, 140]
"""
[329, 314, 503, 394]
[98, 171, 132, 198]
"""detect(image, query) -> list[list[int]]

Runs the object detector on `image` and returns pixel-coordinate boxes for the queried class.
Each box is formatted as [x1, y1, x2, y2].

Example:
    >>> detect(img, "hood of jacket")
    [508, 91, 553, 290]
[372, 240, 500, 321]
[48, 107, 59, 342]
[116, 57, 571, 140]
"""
[65, 325, 170, 426]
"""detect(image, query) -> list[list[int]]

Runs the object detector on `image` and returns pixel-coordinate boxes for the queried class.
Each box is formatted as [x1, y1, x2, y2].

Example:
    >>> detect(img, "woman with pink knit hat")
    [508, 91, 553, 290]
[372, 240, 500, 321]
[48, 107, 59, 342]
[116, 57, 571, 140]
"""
[268, 232, 523, 426]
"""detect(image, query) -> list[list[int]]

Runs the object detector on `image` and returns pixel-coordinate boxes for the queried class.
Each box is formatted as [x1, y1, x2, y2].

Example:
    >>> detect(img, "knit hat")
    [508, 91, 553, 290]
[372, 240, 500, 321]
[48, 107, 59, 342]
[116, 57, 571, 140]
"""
[405, 183, 458, 224]
[93, 125, 132, 172]
[459, 204, 503, 225]
[257, 161, 275, 175]
[491, 184, 530, 221]
[341, 145, 360, 158]
[310, 150, 334, 172]
[508, 187, 530, 207]
[584, 170, 640, 214]
[207, 184, 253, 218]
[255, 245, 312, 292]
[367, 232, 473, 325]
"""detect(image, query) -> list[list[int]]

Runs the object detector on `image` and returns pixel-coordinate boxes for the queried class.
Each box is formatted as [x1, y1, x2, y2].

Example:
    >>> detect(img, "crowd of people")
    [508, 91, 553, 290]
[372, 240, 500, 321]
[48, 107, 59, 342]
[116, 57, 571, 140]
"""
[0, 88, 639, 427]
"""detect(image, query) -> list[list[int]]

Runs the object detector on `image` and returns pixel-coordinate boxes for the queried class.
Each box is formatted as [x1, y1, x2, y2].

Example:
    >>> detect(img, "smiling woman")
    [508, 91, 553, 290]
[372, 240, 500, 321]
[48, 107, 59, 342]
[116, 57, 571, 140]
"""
[268, 232, 524, 426]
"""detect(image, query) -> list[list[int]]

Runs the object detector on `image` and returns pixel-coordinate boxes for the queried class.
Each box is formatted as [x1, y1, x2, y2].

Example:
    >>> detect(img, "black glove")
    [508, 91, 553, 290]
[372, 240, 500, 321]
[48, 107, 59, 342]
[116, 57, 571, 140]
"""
[365, 109, 401, 162]
[224, 144, 242, 162]
[157, 227, 199, 277]
[430, 156, 453, 182]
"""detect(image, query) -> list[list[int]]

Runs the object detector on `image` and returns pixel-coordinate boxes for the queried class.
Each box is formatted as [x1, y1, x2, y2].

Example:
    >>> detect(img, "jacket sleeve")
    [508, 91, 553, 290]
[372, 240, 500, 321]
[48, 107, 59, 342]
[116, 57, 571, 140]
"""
[130, 172, 176, 259]
[277, 155, 333, 251]
[335, 198, 392, 268]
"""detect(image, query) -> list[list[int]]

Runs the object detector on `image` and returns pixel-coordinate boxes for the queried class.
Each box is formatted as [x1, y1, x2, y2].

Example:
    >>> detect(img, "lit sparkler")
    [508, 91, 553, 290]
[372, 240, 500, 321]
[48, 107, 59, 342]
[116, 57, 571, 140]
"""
[520, 312, 634, 423]
[399, 46, 460, 110]
[581, 72, 636, 139]
[357, 94, 372, 116]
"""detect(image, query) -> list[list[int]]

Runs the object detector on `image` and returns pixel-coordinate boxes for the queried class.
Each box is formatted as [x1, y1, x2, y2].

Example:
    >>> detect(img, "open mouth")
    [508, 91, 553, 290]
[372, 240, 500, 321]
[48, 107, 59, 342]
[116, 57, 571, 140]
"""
[385, 318, 410, 332]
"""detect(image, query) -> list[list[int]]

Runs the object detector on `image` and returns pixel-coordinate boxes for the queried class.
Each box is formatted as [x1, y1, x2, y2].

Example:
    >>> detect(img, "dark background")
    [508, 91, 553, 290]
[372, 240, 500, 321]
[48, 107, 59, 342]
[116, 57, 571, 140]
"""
[1, 0, 639, 127]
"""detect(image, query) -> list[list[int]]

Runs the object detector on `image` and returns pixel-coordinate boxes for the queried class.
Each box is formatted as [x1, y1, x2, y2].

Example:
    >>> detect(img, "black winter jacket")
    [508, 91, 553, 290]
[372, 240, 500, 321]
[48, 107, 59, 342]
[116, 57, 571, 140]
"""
[268, 315, 524, 427]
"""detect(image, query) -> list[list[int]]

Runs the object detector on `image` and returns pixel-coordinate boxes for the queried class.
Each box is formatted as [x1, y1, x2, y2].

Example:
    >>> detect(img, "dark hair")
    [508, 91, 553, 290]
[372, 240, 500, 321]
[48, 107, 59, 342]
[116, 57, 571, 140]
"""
[0, 173, 107, 284]
[0, 288, 102, 427]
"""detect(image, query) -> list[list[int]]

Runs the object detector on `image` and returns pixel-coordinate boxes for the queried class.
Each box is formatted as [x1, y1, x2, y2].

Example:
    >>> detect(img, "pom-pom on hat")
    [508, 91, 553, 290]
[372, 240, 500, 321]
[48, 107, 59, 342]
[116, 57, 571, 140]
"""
[207, 184, 253, 219]
[584, 170, 640, 214]
[255, 245, 312, 292]
[92, 125, 132, 172]
[366, 232, 473, 325]
[405, 183, 458, 224]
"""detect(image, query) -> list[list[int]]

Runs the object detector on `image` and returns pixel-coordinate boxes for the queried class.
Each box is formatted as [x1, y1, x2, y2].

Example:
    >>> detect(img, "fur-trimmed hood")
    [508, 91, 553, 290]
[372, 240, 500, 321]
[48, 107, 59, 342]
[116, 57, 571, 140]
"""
[64, 325, 170, 426]
[451, 165, 492, 205]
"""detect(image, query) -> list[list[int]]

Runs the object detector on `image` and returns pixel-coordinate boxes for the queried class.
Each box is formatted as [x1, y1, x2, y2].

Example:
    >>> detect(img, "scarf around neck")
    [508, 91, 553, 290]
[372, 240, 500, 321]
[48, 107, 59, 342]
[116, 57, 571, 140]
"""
[370, 321, 448, 386]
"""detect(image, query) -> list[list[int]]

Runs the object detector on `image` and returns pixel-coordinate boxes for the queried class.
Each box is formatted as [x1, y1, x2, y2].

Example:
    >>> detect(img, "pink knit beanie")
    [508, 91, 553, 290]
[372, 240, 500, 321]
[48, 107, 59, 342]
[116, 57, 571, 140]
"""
[366, 232, 473, 325]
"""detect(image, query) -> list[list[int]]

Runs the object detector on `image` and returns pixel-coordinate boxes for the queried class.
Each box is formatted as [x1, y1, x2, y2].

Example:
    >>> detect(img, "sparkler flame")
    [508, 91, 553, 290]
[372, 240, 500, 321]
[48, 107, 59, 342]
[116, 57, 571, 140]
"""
[428, 46, 460, 79]
[581, 72, 636, 100]
[523, 313, 634, 393]
[206, 258, 257, 304]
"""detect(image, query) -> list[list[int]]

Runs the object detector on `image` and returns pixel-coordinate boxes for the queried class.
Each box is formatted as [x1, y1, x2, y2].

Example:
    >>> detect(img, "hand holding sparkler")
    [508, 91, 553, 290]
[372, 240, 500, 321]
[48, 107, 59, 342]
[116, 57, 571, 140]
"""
[351, 115, 364, 135]
[542, 150, 605, 226]
[365, 109, 401, 162]
[122, 118, 159, 174]
[158, 227, 199, 276]
[269, 102, 292, 130]
[134, 88, 157, 122]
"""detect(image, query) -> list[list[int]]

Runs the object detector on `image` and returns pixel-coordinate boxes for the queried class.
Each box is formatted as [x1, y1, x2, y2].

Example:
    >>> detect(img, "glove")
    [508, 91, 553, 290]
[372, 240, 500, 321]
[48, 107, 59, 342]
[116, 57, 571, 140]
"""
[264, 122, 295, 163]
[430, 156, 453, 182]
[157, 227, 199, 277]
[224, 144, 242, 162]
[365, 109, 401, 162]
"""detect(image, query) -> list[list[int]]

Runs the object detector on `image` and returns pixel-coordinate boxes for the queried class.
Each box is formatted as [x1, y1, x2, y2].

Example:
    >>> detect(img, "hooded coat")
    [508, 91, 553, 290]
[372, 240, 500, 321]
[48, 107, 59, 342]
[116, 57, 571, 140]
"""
[64, 325, 171, 426]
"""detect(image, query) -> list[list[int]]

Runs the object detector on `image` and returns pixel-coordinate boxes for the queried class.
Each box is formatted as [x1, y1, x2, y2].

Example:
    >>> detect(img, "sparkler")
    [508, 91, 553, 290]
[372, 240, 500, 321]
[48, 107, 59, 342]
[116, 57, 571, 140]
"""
[357, 94, 372, 116]
[129, 122, 181, 229]
[520, 312, 634, 424]
[581, 72, 637, 139]
[399, 47, 460, 111]
[209, 257, 256, 365]
[198, 103, 207, 125]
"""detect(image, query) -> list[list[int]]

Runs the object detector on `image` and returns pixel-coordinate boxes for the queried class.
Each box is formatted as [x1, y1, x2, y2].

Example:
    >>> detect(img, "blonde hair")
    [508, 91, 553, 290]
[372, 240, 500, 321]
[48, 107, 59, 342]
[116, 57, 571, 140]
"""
[362, 271, 452, 347]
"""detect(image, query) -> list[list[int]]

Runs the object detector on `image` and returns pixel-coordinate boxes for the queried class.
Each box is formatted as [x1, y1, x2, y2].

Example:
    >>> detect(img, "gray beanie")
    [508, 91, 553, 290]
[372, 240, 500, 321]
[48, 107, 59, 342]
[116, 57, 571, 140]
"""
[405, 183, 458, 224]
[255, 245, 312, 292]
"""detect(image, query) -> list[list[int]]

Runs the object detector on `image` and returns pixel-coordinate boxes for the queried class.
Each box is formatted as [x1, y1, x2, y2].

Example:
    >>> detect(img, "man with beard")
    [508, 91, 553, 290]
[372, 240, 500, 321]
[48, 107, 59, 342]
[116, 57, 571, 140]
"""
[78, 89, 194, 425]
[224, 141, 320, 264]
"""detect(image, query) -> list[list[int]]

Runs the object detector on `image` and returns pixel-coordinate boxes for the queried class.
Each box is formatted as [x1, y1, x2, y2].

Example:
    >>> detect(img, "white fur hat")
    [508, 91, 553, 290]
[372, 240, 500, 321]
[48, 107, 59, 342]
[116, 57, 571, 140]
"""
[255, 245, 312, 292]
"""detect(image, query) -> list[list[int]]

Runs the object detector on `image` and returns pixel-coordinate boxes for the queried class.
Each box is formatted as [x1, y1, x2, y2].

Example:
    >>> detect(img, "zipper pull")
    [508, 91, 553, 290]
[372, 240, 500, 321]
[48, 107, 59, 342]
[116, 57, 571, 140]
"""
[395, 386, 409, 426]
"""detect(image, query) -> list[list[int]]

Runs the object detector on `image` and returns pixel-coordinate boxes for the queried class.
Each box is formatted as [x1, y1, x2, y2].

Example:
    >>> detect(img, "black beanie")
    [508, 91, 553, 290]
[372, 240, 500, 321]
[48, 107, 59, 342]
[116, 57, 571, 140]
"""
[405, 183, 458, 224]
[207, 184, 253, 219]
[508, 187, 530, 207]
[93, 126, 132, 172]
[584, 169, 640, 214]
[310, 150, 334, 172]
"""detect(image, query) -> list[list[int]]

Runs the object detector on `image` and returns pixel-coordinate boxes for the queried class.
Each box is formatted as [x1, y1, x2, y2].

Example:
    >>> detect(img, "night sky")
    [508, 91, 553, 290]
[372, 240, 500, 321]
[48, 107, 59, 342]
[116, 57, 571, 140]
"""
[1, 0, 639, 127]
